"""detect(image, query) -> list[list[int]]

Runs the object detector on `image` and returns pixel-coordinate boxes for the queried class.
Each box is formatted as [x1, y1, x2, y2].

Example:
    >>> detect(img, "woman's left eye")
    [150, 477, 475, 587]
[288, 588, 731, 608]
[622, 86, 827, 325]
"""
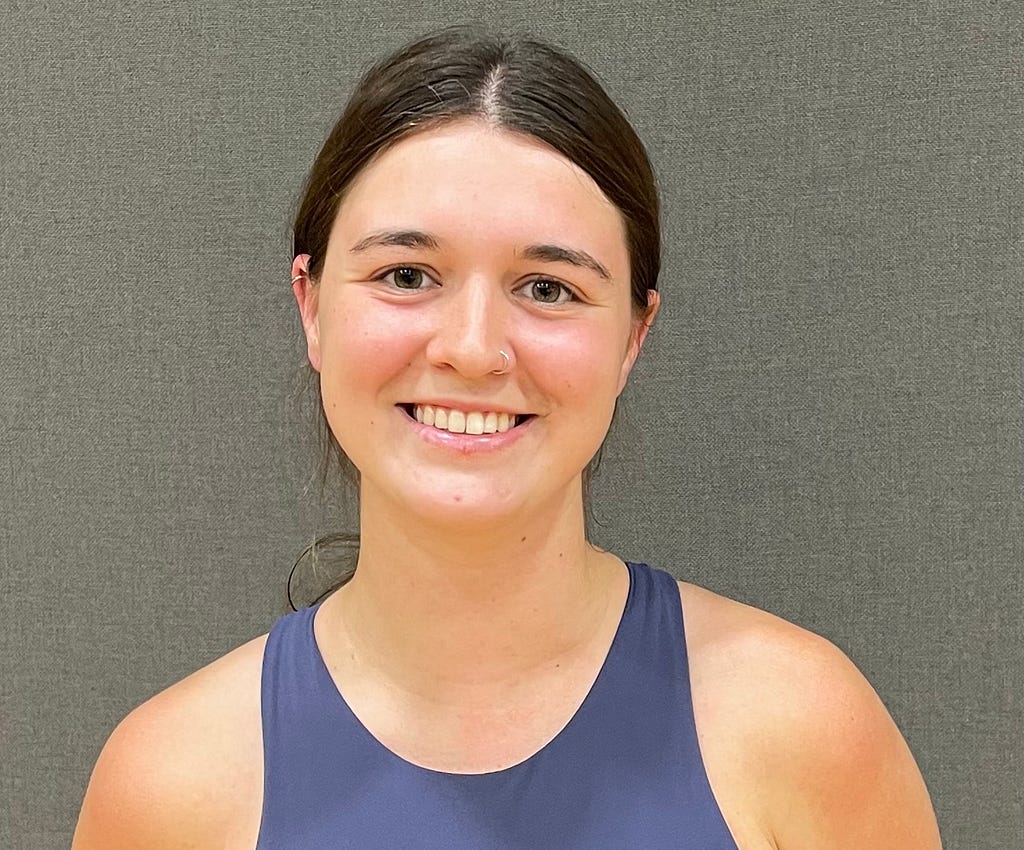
[519, 278, 577, 305]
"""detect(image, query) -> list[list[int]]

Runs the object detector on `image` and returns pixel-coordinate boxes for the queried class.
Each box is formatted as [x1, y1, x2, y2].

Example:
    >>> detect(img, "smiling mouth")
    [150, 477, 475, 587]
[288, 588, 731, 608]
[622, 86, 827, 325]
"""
[399, 404, 534, 435]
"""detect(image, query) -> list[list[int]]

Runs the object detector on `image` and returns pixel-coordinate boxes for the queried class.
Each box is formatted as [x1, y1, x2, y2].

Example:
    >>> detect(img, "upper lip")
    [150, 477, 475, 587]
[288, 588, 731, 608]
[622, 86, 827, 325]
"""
[402, 400, 530, 415]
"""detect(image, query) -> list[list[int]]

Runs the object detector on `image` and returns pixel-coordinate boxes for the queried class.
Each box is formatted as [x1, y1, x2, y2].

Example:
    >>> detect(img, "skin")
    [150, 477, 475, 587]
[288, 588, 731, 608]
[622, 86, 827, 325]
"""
[72, 120, 942, 849]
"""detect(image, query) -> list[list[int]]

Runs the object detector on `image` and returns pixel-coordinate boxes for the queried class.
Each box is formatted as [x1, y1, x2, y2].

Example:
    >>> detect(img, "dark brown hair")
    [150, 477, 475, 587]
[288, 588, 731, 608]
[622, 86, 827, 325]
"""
[288, 25, 660, 608]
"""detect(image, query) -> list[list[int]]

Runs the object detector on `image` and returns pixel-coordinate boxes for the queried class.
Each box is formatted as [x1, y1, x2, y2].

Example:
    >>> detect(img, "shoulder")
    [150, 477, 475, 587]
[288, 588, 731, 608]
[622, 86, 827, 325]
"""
[72, 632, 268, 850]
[676, 581, 941, 850]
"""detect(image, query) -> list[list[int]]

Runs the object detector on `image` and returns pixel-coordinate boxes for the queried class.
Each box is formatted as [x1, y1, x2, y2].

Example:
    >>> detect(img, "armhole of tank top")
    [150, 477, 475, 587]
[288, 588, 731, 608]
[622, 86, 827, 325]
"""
[671, 577, 743, 850]
[252, 614, 285, 850]
[667, 576, 703, 741]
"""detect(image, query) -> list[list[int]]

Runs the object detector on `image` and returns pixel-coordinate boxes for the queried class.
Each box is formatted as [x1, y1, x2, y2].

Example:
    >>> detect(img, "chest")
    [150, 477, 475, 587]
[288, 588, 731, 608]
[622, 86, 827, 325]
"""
[329, 648, 609, 775]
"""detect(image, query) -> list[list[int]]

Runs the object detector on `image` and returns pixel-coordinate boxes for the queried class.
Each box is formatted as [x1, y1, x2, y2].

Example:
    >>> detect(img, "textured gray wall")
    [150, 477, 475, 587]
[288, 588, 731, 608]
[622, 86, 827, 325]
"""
[3, 2, 1021, 848]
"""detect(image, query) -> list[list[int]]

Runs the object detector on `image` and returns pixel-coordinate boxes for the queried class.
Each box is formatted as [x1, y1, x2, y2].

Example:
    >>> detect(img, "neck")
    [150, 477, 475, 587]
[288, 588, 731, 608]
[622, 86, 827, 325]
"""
[317, 480, 623, 704]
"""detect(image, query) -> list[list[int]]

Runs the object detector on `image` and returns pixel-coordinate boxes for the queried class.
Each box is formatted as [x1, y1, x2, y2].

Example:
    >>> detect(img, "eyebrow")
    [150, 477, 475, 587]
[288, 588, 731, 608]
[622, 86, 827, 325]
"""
[350, 229, 442, 253]
[349, 229, 612, 281]
[520, 244, 611, 281]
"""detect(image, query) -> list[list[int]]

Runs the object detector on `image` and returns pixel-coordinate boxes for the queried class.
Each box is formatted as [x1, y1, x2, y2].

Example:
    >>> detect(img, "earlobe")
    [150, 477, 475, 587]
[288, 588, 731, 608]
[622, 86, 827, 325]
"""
[616, 289, 660, 395]
[636, 289, 660, 348]
[290, 254, 321, 372]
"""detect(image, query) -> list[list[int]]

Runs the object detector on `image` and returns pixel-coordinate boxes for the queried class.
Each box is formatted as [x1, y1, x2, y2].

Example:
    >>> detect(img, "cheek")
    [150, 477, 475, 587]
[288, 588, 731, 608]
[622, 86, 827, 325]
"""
[320, 301, 421, 388]
[317, 302, 425, 444]
[522, 322, 624, 416]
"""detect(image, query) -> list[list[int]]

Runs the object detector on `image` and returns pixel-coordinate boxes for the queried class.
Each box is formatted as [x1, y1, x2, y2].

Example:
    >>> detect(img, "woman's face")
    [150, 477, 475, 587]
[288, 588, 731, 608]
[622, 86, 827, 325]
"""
[294, 120, 657, 526]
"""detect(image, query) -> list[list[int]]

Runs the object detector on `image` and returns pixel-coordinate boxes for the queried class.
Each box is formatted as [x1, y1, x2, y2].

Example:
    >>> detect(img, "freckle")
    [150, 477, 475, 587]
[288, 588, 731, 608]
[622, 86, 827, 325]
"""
[520, 536, 527, 543]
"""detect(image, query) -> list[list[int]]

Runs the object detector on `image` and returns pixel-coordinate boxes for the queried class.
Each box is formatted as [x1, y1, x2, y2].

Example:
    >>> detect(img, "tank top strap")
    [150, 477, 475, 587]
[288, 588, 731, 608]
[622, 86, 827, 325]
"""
[593, 561, 737, 847]
[579, 560, 692, 719]
[257, 601, 367, 842]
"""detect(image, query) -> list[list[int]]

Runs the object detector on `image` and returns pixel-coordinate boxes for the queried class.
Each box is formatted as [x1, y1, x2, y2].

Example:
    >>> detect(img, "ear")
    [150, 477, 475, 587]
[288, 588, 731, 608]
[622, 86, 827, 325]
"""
[616, 289, 660, 395]
[291, 254, 322, 373]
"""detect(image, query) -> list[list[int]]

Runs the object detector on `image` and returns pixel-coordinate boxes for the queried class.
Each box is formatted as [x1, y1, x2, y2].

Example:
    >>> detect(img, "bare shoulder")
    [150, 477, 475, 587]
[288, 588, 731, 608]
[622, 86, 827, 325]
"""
[677, 581, 941, 850]
[72, 633, 268, 850]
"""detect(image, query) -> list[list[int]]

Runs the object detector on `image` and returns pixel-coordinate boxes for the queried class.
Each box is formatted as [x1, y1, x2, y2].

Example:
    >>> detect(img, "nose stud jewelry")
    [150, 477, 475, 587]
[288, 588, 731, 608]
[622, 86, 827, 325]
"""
[492, 350, 511, 375]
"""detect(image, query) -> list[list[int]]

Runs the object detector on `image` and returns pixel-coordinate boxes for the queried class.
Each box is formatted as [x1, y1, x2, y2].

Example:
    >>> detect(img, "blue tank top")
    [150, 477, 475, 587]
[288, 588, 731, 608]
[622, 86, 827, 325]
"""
[256, 560, 738, 848]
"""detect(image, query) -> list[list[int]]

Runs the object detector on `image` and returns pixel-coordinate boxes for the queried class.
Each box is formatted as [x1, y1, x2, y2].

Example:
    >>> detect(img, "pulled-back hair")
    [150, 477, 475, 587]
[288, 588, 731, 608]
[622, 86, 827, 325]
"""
[289, 25, 660, 607]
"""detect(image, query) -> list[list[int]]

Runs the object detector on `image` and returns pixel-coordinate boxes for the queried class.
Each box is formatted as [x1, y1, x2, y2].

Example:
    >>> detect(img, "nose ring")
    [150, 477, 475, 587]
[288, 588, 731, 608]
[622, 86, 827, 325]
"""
[492, 350, 511, 375]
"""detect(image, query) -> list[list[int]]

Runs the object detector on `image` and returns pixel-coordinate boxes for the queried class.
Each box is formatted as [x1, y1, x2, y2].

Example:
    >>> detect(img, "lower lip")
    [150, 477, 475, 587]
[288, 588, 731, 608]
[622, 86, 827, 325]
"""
[398, 406, 534, 454]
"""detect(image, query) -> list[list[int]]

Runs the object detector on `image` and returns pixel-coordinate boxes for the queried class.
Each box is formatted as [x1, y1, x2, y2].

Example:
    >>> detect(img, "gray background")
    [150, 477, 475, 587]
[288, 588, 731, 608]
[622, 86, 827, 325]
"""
[2, 1, 1021, 847]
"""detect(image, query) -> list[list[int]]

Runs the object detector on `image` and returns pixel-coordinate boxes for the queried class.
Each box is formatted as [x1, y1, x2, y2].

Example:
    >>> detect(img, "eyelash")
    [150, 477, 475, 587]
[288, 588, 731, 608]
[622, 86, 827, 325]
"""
[373, 266, 579, 305]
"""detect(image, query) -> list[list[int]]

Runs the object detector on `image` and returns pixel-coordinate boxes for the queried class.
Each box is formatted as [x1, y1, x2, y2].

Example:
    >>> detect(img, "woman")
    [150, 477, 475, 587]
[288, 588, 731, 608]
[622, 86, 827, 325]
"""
[73, 26, 942, 849]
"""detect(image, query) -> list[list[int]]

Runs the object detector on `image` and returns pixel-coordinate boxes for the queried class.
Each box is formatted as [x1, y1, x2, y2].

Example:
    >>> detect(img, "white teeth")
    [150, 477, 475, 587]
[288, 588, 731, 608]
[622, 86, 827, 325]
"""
[412, 405, 522, 434]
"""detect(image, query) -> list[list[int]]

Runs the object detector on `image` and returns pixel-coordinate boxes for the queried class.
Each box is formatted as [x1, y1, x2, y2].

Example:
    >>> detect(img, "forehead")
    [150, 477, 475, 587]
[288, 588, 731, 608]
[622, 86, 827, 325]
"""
[330, 120, 629, 270]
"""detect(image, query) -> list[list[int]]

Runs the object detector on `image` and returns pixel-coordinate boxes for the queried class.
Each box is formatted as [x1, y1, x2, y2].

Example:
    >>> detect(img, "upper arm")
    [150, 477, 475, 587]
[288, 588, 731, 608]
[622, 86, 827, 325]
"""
[681, 582, 941, 849]
[72, 700, 212, 850]
[760, 632, 942, 849]
[72, 636, 266, 850]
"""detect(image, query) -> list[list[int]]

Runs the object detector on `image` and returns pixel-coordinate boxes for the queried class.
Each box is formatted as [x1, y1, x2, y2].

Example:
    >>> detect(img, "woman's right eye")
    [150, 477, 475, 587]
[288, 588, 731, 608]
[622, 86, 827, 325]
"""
[377, 266, 436, 290]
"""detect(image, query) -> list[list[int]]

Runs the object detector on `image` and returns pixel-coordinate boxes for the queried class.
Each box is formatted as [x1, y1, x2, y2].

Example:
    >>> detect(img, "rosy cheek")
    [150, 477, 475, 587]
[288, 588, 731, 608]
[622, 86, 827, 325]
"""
[327, 300, 423, 369]
[522, 325, 611, 394]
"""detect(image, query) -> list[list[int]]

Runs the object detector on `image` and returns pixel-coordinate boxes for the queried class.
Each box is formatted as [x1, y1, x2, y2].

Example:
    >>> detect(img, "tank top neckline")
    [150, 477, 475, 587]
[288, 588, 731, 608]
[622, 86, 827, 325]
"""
[303, 558, 640, 779]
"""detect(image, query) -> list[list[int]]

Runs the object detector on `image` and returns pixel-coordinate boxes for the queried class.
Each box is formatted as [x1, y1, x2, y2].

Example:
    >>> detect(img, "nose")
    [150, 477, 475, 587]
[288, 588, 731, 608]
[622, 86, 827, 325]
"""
[425, 275, 509, 378]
